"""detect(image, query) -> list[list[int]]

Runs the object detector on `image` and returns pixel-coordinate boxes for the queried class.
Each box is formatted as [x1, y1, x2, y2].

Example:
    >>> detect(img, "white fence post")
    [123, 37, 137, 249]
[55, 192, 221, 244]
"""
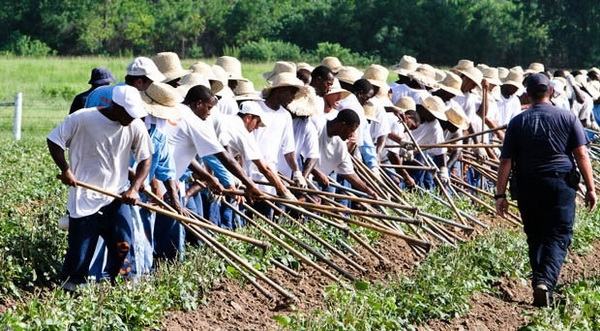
[13, 92, 22, 141]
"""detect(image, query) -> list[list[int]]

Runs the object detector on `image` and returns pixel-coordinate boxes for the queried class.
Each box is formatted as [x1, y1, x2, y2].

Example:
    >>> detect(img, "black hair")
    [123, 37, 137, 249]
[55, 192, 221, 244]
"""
[334, 108, 360, 126]
[125, 74, 151, 85]
[353, 78, 374, 95]
[297, 68, 312, 85]
[183, 85, 214, 105]
[405, 109, 421, 125]
[311, 65, 333, 80]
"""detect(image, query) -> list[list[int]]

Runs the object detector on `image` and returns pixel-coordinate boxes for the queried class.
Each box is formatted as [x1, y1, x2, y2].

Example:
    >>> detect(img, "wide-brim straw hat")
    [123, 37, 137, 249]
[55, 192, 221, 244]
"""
[263, 61, 297, 82]
[141, 82, 182, 120]
[211, 65, 232, 97]
[502, 69, 525, 91]
[216, 56, 248, 82]
[363, 100, 380, 123]
[189, 62, 224, 95]
[435, 69, 447, 83]
[296, 62, 315, 72]
[287, 86, 318, 117]
[497, 67, 510, 80]
[177, 73, 211, 98]
[436, 71, 464, 97]
[420, 95, 449, 121]
[451, 59, 475, 75]
[233, 80, 264, 102]
[458, 66, 483, 89]
[445, 103, 469, 130]
[326, 78, 351, 99]
[390, 55, 418, 76]
[395, 96, 416, 111]
[320, 56, 343, 73]
[482, 67, 502, 86]
[363, 64, 390, 89]
[408, 64, 438, 88]
[525, 62, 545, 74]
[336, 66, 363, 85]
[262, 72, 305, 98]
[153, 52, 190, 83]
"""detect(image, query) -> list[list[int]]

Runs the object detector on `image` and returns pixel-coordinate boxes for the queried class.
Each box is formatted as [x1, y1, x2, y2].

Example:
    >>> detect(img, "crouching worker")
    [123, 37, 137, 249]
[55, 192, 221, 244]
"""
[47, 85, 153, 290]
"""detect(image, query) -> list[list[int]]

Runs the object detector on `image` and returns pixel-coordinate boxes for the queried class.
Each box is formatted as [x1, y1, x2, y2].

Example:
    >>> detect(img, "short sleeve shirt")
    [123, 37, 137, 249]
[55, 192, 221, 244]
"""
[501, 102, 589, 174]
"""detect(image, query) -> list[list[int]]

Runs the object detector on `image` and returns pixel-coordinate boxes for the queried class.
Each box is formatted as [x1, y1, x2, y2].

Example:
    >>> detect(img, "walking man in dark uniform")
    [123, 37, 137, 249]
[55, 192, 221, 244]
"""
[495, 73, 597, 307]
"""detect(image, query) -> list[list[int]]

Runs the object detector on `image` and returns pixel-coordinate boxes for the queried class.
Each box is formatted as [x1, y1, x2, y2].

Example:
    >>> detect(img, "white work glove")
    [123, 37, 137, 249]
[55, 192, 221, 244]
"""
[292, 170, 308, 189]
[371, 166, 382, 181]
[438, 166, 450, 185]
[403, 149, 414, 162]
[474, 148, 488, 161]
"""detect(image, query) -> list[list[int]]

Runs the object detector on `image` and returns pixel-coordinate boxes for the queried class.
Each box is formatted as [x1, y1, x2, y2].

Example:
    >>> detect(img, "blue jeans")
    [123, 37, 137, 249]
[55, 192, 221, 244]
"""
[61, 199, 132, 284]
[517, 173, 576, 290]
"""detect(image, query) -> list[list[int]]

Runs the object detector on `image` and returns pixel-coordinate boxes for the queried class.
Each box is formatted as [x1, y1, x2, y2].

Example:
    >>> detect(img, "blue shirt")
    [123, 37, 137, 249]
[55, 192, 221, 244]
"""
[85, 83, 124, 108]
[501, 102, 589, 174]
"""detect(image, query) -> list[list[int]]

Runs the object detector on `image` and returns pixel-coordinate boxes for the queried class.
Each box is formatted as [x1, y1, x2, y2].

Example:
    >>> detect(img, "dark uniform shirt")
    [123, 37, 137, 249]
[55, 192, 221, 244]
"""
[501, 102, 588, 175]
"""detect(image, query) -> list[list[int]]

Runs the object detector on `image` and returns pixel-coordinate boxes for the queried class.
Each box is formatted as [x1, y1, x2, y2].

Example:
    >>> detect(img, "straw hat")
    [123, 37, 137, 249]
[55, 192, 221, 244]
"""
[435, 69, 447, 82]
[296, 62, 315, 72]
[177, 73, 211, 98]
[482, 67, 502, 86]
[233, 80, 263, 102]
[445, 103, 469, 130]
[510, 65, 524, 75]
[436, 71, 464, 97]
[287, 86, 318, 117]
[326, 78, 351, 99]
[189, 62, 224, 94]
[394, 96, 416, 111]
[363, 64, 390, 89]
[420, 95, 449, 121]
[262, 72, 305, 98]
[363, 101, 380, 123]
[408, 64, 438, 88]
[476, 63, 489, 73]
[497, 67, 510, 80]
[320, 56, 343, 73]
[390, 55, 418, 76]
[153, 52, 190, 83]
[216, 56, 247, 81]
[239, 101, 266, 127]
[525, 62, 545, 74]
[263, 61, 297, 82]
[336, 66, 363, 85]
[141, 82, 182, 120]
[451, 59, 475, 74]
[460, 66, 483, 89]
[502, 69, 524, 91]
[589, 67, 600, 76]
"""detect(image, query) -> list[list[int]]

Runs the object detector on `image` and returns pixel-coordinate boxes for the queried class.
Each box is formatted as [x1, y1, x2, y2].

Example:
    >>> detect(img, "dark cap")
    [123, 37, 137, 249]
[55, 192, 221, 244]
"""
[88, 67, 115, 85]
[526, 73, 550, 91]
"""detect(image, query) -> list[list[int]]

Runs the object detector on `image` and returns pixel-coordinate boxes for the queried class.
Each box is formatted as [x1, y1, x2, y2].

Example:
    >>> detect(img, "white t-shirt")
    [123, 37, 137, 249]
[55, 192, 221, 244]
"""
[474, 92, 500, 123]
[391, 83, 412, 105]
[169, 104, 225, 179]
[454, 91, 479, 125]
[368, 97, 392, 141]
[384, 112, 408, 155]
[497, 94, 521, 126]
[278, 117, 320, 177]
[214, 114, 262, 164]
[314, 119, 354, 175]
[47, 108, 153, 218]
[411, 119, 447, 156]
[215, 94, 239, 116]
[572, 92, 594, 124]
[409, 88, 432, 105]
[337, 94, 368, 147]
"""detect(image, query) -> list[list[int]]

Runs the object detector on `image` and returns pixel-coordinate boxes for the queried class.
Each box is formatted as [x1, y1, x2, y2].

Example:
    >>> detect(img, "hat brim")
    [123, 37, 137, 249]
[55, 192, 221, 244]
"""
[162, 69, 192, 83]
[326, 88, 351, 99]
[408, 72, 438, 89]
[366, 79, 389, 89]
[448, 118, 469, 130]
[234, 93, 264, 102]
[89, 77, 115, 85]
[143, 102, 181, 120]
[209, 80, 224, 95]
[262, 83, 303, 97]
[228, 75, 249, 82]
[117, 102, 148, 119]
[438, 85, 464, 97]
[485, 78, 503, 86]
[455, 70, 482, 89]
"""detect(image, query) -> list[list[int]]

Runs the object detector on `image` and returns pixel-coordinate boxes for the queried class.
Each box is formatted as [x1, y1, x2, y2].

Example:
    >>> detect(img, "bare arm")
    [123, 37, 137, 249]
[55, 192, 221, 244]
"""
[339, 173, 377, 199]
[495, 157, 512, 217]
[215, 151, 263, 198]
[573, 145, 597, 210]
[122, 157, 151, 205]
[47, 138, 77, 186]
[283, 151, 301, 173]
[252, 159, 287, 195]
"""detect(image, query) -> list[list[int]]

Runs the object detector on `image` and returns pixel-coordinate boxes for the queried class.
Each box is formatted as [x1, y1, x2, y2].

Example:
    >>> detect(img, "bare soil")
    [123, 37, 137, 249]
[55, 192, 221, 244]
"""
[161, 215, 600, 331]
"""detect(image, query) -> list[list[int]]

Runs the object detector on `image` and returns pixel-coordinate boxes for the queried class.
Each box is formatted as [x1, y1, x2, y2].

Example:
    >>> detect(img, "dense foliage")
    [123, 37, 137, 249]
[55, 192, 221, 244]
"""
[1, 1, 600, 67]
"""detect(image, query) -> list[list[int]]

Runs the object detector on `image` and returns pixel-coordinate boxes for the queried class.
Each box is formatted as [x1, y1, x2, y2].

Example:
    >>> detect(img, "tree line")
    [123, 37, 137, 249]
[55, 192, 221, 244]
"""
[1, 0, 599, 68]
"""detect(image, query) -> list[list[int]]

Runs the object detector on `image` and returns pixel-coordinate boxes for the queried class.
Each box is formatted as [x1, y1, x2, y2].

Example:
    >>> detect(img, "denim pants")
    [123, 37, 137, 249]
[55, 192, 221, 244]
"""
[517, 174, 576, 290]
[61, 199, 132, 284]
